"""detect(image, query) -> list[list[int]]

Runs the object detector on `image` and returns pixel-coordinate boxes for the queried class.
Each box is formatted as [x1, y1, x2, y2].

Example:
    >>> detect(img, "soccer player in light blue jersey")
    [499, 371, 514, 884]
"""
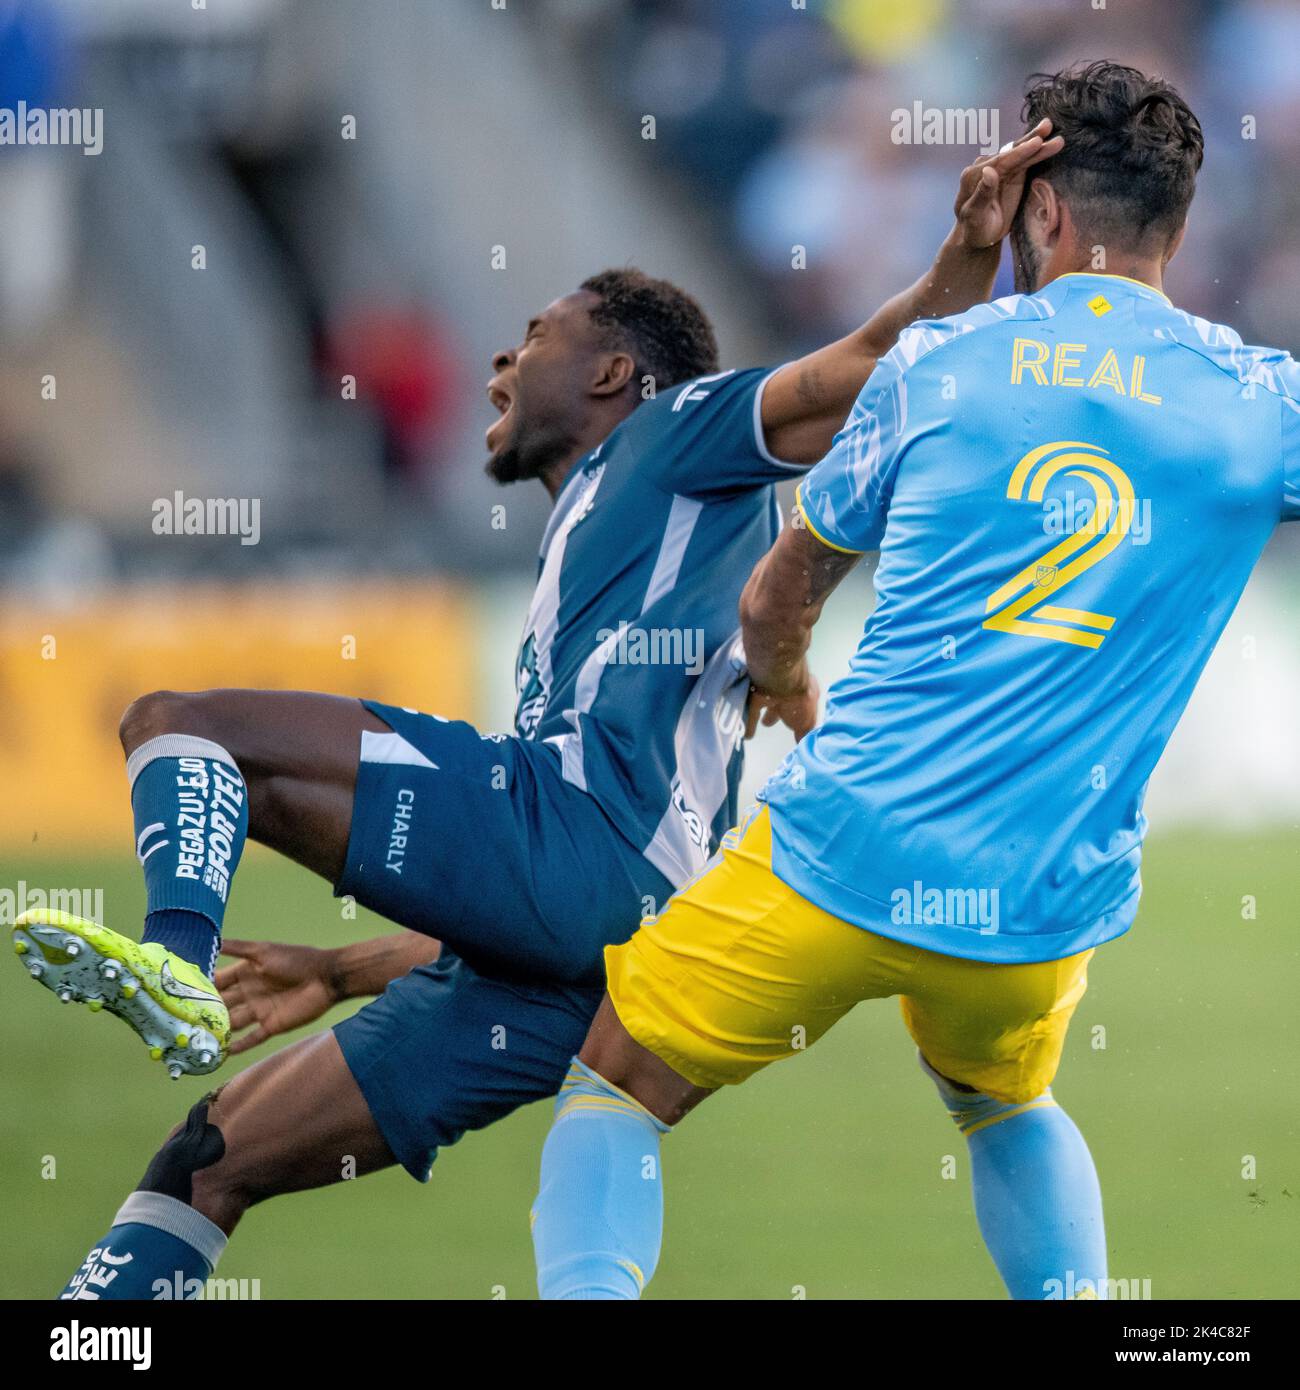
[21, 128, 1064, 1297]
[532, 61, 1300, 1300]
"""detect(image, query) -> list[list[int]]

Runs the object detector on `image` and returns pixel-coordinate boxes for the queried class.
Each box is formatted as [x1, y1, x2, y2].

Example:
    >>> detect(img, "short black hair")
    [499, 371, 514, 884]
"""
[1021, 61, 1204, 250]
[579, 268, 719, 391]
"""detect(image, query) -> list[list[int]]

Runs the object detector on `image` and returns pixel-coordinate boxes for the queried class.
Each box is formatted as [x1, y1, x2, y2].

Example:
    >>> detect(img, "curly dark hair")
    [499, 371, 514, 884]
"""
[579, 268, 719, 392]
[1020, 61, 1204, 249]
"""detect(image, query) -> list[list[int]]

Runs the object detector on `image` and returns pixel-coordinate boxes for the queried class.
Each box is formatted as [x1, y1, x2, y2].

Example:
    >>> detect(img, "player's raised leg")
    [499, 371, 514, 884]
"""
[14, 689, 389, 1077]
[59, 1029, 394, 1299]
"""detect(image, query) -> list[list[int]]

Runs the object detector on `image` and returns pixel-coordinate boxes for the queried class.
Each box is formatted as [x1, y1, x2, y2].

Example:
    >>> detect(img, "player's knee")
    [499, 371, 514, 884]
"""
[119, 689, 194, 754]
[140, 1092, 255, 1235]
[918, 1052, 979, 1097]
[918, 1050, 1052, 1131]
[139, 1095, 226, 1194]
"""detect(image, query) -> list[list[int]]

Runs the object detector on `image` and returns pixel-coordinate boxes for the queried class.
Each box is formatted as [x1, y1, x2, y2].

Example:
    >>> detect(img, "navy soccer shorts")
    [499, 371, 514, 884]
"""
[331, 700, 674, 1179]
[334, 700, 673, 986]
[334, 948, 604, 1180]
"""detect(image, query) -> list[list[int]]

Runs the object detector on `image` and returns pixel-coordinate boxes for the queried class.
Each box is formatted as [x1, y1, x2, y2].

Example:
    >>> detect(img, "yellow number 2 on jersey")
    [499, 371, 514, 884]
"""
[983, 440, 1136, 650]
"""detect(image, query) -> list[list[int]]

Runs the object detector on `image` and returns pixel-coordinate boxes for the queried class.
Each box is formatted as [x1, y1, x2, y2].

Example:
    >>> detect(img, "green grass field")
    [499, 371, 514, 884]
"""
[3, 830, 1296, 1300]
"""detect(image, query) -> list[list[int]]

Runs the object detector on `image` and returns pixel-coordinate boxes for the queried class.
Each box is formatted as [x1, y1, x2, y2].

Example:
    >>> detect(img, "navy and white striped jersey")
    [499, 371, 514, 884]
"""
[513, 366, 806, 887]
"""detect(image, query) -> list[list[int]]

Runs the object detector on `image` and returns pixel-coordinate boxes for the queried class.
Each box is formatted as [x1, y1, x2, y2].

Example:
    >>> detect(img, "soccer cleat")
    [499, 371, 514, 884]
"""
[11, 909, 228, 1077]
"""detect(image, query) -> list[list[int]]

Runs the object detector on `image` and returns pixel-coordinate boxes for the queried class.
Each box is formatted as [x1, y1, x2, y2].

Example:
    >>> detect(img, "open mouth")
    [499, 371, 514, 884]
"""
[485, 383, 514, 451]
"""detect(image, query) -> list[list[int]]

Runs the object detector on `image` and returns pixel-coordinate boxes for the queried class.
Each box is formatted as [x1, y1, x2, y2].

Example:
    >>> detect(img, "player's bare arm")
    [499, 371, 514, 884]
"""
[216, 931, 441, 1055]
[740, 523, 862, 739]
[759, 119, 1064, 464]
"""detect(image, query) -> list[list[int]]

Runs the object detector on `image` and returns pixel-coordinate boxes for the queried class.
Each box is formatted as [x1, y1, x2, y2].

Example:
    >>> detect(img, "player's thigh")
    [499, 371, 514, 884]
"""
[606, 806, 900, 1089]
[899, 947, 1093, 1104]
[333, 951, 603, 1181]
[189, 1029, 395, 1230]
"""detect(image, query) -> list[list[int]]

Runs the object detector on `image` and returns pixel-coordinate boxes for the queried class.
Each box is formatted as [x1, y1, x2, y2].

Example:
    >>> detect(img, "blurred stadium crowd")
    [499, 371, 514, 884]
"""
[1, 0, 1297, 588]
[566, 0, 1300, 352]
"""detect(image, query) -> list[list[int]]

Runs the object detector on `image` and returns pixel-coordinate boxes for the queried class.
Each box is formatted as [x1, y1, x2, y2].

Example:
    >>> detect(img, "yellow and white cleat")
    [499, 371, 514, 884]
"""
[12, 909, 228, 1078]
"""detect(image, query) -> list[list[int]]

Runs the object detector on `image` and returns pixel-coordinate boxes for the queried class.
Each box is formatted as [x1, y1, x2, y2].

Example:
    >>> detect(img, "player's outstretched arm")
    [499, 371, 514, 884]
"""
[760, 119, 1064, 464]
[216, 931, 441, 1054]
[740, 522, 861, 739]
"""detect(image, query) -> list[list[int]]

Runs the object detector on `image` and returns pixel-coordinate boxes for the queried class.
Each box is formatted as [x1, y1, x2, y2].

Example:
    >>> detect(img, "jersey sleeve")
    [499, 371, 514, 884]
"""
[794, 339, 913, 554]
[641, 366, 809, 498]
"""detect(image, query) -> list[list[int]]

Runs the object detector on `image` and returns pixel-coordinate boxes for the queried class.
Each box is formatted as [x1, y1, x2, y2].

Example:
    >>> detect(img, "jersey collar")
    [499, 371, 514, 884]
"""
[1049, 271, 1172, 306]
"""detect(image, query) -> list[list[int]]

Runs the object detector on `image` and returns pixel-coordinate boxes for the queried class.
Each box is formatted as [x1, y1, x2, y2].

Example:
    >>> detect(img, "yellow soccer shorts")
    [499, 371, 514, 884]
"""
[605, 806, 1092, 1102]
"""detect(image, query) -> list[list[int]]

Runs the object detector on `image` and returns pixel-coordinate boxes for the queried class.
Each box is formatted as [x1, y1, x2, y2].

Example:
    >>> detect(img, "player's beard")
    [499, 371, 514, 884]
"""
[1010, 211, 1044, 295]
[484, 412, 577, 485]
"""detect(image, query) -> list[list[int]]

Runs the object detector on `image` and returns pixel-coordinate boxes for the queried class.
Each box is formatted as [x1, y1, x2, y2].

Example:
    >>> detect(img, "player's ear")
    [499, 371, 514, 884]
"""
[1022, 177, 1060, 245]
[590, 351, 636, 397]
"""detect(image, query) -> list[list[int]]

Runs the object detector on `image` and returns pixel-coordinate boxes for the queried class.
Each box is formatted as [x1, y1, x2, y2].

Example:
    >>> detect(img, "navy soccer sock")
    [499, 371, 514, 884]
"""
[127, 734, 249, 977]
[60, 1192, 227, 1301]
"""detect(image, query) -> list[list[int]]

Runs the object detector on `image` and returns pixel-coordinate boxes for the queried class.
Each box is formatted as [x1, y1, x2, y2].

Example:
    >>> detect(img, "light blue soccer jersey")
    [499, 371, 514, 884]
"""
[764, 273, 1300, 963]
[515, 367, 805, 887]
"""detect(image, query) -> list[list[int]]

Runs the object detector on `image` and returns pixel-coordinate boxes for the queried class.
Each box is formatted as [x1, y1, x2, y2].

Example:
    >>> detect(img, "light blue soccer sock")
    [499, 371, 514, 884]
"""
[59, 1192, 227, 1300]
[128, 734, 249, 977]
[921, 1053, 1107, 1299]
[532, 1057, 671, 1300]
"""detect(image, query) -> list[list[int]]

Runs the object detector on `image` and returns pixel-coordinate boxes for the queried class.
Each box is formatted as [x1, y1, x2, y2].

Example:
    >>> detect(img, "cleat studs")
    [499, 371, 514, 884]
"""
[64, 942, 81, 958]
[149, 1046, 163, 1060]
[14, 940, 28, 956]
[198, 1051, 213, 1067]
[28, 964, 43, 980]
[175, 1033, 189, 1048]
[87, 999, 103, 1012]
[100, 963, 119, 982]
[121, 983, 137, 999]
[57, 988, 73, 1003]
[168, 1064, 183, 1081]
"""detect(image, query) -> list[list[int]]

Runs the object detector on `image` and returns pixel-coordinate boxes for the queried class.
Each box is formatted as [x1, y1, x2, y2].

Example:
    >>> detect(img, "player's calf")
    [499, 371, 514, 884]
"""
[117, 690, 254, 982]
[12, 698, 255, 1074]
[532, 1000, 711, 1300]
[57, 1031, 395, 1298]
[919, 1052, 1107, 1299]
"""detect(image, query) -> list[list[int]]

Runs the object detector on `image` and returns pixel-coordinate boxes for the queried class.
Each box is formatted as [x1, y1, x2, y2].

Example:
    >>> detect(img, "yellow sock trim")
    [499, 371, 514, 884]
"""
[959, 1097, 1057, 1138]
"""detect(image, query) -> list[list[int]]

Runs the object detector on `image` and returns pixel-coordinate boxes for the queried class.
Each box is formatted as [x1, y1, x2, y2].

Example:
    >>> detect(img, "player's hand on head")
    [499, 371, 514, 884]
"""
[953, 118, 1064, 250]
[744, 673, 820, 743]
[216, 939, 341, 1054]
